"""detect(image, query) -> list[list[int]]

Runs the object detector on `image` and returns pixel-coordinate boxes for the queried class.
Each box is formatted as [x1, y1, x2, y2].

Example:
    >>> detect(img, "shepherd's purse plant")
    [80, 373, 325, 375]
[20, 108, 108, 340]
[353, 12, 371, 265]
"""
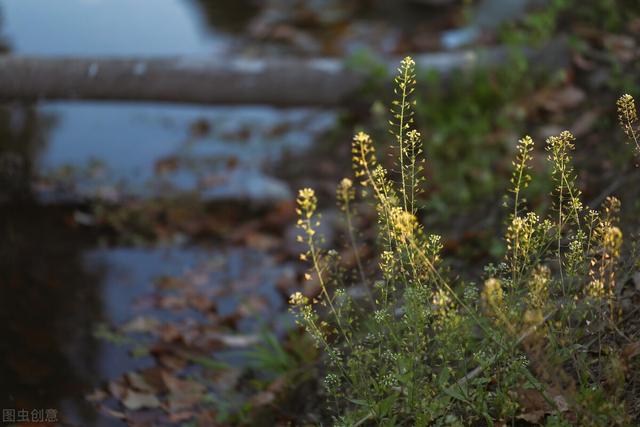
[290, 57, 640, 426]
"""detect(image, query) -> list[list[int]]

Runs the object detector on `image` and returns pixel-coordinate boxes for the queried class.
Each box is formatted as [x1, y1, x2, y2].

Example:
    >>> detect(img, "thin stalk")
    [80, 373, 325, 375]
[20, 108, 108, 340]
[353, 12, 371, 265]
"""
[344, 198, 375, 308]
[397, 65, 410, 212]
[306, 220, 351, 346]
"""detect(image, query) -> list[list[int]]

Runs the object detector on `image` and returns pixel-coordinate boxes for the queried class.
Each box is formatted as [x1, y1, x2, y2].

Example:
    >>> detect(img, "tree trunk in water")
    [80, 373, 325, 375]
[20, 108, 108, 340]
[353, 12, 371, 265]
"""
[0, 42, 567, 107]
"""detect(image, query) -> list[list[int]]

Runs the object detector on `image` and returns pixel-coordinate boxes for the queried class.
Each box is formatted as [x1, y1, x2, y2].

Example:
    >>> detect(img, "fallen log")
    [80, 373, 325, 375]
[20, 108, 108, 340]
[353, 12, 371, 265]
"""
[0, 42, 567, 107]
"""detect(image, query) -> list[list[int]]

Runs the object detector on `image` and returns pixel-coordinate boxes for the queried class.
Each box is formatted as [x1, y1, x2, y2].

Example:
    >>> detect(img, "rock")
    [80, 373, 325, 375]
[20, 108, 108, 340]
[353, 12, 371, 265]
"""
[441, 0, 550, 49]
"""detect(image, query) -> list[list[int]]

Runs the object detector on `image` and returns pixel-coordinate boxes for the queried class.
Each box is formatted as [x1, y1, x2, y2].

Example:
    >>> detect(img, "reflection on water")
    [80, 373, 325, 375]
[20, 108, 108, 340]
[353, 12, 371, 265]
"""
[0, 203, 227, 425]
[0, 203, 108, 424]
[185, 0, 259, 34]
[35, 102, 334, 201]
[0, 0, 336, 202]
[0, 0, 306, 425]
[0, 105, 55, 201]
[1, 0, 231, 56]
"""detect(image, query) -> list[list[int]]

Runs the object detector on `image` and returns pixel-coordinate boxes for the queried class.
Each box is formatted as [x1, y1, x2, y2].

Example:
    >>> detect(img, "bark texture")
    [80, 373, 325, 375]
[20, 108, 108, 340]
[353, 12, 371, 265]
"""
[0, 43, 567, 107]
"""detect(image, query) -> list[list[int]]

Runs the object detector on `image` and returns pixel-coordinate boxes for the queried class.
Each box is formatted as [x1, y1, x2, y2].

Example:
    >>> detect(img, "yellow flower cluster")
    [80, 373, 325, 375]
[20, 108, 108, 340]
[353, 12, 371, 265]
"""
[510, 135, 535, 216]
[390, 207, 418, 242]
[351, 132, 377, 190]
[289, 291, 308, 306]
[296, 188, 317, 220]
[601, 225, 623, 258]
[617, 94, 637, 139]
[336, 178, 355, 211]
[482, 278, 504, 309]
[528, 265, 550, 310]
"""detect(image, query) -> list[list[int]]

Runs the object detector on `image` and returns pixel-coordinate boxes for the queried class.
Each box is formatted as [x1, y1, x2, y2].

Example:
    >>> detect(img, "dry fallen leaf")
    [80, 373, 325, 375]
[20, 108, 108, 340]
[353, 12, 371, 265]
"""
[121, 390, 161, 410]
[85, 388, 108, 403]
[161, 371, 207, 412]
[209, 367, 242, 393]
[517, 409, 547, 424]
[543, 86, 586, 113]
[188, 292, 216, 312]
[511, 387, 566, 424]
[121, 316, 161, 334]
[168, 410, 195, 423]
[196, 409, 218, 426]
[156, 352, 187, 371]
[126, 372, 157, 394]
[250, 376, 288, 407]
[156, 295, 189, 311]
[622, 341, 640, 361]
[125, 409, 167, 427]
[155, 276, 189, 291]
[159, 323, 182, 343]
[250, 390, 276, 407]
[98, 404, 126, 419]
[108, 379, 128, 401]
[553, 395, 569, 413]
[213, 333, 261, 348]
[603, 34, 637, 62]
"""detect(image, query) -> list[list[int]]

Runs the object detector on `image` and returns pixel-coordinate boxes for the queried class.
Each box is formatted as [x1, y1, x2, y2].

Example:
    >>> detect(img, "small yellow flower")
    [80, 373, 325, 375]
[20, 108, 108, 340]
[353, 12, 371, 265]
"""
[289, 291, 307, 306]
[482, 278, 503, 308]
[296, 188, 317, 219]
[602, 225, 623, 257]
[336, 178, 355, 211]
[390, 207, 417, 241]
[617, 94, 637, 136]
[523, 309, 544, 328]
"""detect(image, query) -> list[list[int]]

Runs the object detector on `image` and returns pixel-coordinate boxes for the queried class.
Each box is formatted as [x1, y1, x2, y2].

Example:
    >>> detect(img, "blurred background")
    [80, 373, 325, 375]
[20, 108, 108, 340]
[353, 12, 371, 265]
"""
[0, 0, 639, 425]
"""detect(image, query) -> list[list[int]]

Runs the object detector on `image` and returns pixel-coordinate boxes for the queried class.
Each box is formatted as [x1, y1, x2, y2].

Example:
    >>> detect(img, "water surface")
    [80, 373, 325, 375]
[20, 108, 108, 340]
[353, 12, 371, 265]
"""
[0, 1, 318, 425]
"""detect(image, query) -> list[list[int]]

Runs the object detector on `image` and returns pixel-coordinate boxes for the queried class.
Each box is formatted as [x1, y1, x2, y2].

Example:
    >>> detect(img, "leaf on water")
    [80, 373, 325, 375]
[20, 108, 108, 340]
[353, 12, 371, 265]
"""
[95, 323, 133, 346]
[161, 371, 207, 412]
[215, 333, 261, 348]
[124, 408, 166, 426]
[187, 354, 229, 371]
[156, 294, 189, 311]
[156, 352, 188, 371]
[108, 379, 128, 401]
[167, 410, 195, 423]
[98, 404, 126, 419]
[121, 390, 161, 410]
[187, 292, 216, 312]
[155, 275, 189, 291]
[209, 367, 242, 393]
[159, 323, 183, 343]
[120, 315, 161, 334]
[126, 372, 157, 394]
[85, 388, 108, 403]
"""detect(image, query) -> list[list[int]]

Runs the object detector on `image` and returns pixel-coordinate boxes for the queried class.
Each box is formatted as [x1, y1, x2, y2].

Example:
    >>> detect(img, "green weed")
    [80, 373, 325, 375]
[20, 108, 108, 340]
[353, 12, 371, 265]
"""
[290, 58, 640, 426]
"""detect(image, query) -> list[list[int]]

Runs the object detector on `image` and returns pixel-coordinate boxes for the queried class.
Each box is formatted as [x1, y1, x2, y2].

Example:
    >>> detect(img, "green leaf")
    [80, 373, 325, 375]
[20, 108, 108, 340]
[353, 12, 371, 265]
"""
[443, 384, 469, 403]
